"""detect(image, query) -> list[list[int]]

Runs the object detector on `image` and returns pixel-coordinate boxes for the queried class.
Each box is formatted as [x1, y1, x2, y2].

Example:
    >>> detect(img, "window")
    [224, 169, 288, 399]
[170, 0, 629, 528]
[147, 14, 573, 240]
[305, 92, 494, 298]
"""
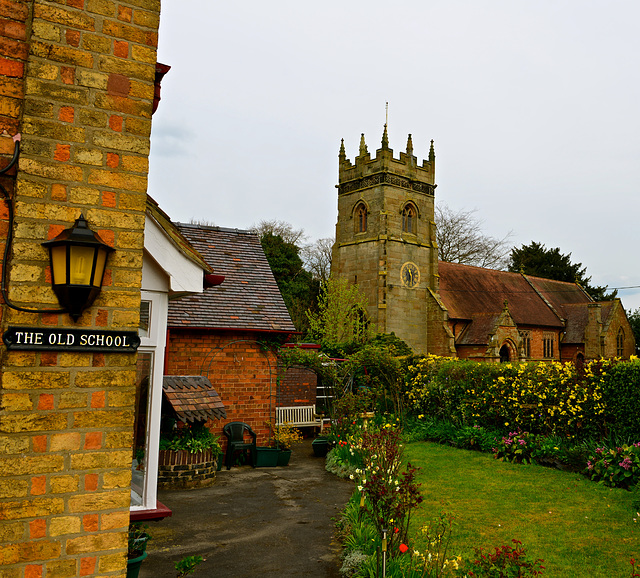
[131, 351, 153, 507]
[355, 203, 367, 233]
[131, 290, 168, 511]
[617, 328, 625, 357]
[402, 204, 417, 234]
[139, 300, 151, 338]
[543, 334, 554, 358]
[520, 331, 531, 357]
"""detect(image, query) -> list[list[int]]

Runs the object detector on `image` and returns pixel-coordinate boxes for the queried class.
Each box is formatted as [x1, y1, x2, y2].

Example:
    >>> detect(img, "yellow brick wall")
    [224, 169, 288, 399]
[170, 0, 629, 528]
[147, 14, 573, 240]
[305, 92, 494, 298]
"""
[0, 1, 160, 576]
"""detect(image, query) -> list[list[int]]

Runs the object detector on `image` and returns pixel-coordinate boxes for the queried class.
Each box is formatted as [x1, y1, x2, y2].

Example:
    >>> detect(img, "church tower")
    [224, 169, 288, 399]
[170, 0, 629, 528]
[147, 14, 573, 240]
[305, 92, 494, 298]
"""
[332, 126, 442, 354]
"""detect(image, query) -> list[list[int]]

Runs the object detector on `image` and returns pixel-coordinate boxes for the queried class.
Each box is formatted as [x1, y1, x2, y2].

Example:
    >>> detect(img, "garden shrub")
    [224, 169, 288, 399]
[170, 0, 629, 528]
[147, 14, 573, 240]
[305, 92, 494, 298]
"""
[599, 358, 640, 439]
[404, 356, 640, 441]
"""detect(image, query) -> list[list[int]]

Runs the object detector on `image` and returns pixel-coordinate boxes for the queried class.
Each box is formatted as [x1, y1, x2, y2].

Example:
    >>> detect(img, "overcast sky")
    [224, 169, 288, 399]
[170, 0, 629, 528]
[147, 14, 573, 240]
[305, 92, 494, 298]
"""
[148, 1, 640, 311]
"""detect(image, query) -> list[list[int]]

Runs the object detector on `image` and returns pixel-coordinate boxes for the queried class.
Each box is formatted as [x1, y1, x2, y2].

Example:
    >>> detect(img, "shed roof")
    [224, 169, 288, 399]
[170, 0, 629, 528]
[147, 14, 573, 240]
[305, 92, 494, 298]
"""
[167, 224, 296, 333]
[162, 376, 226, 422]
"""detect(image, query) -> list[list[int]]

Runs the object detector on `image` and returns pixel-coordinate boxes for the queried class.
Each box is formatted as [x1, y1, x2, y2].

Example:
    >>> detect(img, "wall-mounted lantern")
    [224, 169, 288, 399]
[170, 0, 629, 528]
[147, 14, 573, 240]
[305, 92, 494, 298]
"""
[42, 214, 114, 321]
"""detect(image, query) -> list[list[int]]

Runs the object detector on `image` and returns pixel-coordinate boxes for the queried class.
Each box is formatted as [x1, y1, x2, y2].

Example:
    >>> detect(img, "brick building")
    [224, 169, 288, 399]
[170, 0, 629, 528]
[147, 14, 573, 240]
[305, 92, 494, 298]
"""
[0, 1, 165, 576]
[332, 127, 636, 361]
[166, 224, 299, 446]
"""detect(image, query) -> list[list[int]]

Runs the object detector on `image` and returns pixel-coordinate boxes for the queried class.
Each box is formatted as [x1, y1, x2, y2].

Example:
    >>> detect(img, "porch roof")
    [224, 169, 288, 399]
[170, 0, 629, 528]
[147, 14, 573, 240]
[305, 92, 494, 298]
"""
[162, 375, 227, 422]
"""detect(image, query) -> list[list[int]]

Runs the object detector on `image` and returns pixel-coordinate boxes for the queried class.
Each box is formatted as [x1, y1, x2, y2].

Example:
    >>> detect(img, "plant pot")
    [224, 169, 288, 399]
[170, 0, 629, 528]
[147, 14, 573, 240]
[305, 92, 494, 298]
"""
[277, 449, 292, 466]
[255, 447, 279, 467]
[127, 551, 147, 578]
[312, 438, 329, 457]
[216, 453, 224, 471]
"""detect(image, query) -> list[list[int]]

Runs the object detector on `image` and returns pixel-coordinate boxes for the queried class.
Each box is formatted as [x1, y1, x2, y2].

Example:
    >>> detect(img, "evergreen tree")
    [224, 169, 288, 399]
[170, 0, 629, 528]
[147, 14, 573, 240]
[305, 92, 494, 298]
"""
[260, 232, 319, 333]
[508, 241, 616, 301]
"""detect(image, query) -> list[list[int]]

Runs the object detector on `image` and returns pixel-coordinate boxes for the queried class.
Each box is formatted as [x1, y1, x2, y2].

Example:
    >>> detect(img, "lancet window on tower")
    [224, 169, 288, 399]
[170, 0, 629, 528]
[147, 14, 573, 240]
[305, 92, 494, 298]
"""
[355, 203, 367, 233]
[402, 203, 417, 234]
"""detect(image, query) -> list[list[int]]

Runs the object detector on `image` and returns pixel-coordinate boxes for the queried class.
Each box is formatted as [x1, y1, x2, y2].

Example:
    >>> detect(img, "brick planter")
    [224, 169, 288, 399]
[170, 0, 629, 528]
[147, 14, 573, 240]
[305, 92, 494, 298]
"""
[157, 449, 220, 490]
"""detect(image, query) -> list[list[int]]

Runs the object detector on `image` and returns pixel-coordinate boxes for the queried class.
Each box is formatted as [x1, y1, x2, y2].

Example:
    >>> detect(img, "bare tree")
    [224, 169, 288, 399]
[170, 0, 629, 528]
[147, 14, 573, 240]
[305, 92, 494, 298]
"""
[301, 237, 334, 283]
[435, 204, 513, 270]
[249, 219, 307, 245]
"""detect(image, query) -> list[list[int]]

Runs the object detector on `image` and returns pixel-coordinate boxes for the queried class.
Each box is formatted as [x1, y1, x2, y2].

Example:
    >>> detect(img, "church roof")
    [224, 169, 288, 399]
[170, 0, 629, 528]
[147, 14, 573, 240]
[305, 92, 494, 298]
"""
[167, 225, 296, 333]
[438, 262, 566, 328]
[456, 313, 500, 345]
[561, 301, 614, 343]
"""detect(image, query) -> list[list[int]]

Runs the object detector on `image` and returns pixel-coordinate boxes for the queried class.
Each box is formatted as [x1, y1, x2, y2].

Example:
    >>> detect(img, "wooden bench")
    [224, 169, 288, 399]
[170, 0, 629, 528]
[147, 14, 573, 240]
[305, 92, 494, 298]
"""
[276, 405, 329, 432]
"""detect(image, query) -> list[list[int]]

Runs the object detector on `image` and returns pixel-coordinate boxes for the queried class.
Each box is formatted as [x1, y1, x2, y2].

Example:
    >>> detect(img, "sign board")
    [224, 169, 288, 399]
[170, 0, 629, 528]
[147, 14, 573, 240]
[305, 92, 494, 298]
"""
[3, 326, 141, 353]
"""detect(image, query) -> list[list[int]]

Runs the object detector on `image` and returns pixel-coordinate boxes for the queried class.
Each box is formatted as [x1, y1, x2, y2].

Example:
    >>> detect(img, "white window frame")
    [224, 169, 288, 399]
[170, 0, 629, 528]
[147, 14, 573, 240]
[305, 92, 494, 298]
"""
[130, 289, 168, 512]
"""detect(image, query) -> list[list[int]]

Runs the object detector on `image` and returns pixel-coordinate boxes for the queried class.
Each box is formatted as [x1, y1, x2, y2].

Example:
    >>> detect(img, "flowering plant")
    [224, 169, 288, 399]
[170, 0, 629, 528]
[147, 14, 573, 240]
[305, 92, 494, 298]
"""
[494, 429, 535, 464]
[159, 422, 221, 456]
[353, 425, 423, 555]
[586, 443, 640, 489]
[465, 539, 545, 576]
[266, 421, 302, 450]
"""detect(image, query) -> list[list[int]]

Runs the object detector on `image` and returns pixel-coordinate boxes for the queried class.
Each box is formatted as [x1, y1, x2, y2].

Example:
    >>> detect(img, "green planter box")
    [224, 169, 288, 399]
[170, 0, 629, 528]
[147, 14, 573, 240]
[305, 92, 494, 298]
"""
[312, 438, 329, 457]
[277, 449, 292, 466]
[255, 447, 279, 467]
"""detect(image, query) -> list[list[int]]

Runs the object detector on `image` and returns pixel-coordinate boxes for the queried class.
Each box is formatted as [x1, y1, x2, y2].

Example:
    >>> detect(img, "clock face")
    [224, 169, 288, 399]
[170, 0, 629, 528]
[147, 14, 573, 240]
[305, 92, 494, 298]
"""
[401, 262, 420, 288]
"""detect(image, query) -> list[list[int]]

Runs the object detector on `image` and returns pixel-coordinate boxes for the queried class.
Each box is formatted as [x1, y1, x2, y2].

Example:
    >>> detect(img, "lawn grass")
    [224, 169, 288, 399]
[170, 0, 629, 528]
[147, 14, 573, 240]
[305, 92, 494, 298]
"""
[405, 441, 640, 577]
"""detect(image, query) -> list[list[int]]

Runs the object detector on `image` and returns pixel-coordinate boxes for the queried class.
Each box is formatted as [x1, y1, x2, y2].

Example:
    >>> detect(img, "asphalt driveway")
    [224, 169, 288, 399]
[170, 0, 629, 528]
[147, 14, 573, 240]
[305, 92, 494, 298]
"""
[139, 438, 353, 577]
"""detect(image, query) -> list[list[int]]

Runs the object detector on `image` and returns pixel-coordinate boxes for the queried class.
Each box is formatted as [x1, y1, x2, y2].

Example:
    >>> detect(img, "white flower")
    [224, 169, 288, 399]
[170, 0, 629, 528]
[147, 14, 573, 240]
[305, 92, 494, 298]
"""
[349, 474, 354, 480]
[358, 485, 363, 491]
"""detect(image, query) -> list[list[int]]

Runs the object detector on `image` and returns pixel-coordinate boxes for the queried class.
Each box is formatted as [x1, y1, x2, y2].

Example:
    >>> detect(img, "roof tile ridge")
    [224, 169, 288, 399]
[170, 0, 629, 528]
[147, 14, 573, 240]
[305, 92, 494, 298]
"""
[521, 273, 565, 326]
[176, 222, 255, 235]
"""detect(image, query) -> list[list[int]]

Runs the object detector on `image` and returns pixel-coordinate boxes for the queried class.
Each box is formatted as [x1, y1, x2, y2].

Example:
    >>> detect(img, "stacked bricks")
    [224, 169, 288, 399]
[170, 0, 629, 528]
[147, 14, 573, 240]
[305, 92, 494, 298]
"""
[166, 330, 277, 447]
[157, 449, 218, 490]
[276, 365, 317, 407]
[0, 1, 160, 577]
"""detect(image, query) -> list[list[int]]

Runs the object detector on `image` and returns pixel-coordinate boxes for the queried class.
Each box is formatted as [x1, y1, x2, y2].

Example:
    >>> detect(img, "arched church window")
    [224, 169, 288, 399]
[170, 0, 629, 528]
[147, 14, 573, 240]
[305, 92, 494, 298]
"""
[355, 203, 367, 233]
[402, 203, 417, 234]
[617, 328, 625, 357]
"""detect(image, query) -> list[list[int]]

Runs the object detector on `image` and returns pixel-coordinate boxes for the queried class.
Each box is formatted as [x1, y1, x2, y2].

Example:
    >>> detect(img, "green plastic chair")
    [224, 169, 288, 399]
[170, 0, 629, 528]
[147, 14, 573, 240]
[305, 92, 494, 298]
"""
[223, 422, 257, 469]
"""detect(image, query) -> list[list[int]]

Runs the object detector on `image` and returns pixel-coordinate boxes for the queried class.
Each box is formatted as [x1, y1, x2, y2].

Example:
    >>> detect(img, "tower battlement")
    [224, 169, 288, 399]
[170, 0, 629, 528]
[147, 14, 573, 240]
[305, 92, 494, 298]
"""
[338, 126, 436, 194]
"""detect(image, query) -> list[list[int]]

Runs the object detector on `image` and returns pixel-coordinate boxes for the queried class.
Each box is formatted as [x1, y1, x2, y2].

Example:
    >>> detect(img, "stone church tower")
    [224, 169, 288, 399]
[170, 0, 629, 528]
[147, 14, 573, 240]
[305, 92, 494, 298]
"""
[332, 126, 451, 354]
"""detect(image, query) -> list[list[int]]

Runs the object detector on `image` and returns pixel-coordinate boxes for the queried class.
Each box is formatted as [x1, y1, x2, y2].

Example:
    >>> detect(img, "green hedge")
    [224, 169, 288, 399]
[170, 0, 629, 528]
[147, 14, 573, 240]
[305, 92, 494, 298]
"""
[403, 356, 640, 440]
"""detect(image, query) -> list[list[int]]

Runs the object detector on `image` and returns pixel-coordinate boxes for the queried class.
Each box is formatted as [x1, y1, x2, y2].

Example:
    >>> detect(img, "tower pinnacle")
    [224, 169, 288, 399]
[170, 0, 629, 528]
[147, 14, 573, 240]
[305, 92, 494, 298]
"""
[381, 124, 389, 149]
[339, 138, 346, 162]
[359, 134, 368, 157]
[406, 134, 413, 156]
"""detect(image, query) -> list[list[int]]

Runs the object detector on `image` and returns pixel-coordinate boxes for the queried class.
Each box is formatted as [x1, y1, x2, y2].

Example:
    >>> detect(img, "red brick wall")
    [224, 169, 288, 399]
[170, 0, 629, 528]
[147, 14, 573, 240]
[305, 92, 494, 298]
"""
[166, 329, 278, 445]
[277, 365, 317, 406]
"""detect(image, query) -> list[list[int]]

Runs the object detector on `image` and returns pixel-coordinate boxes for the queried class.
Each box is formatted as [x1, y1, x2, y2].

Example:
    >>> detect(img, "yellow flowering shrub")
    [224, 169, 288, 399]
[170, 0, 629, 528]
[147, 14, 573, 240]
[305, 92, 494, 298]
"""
[404, 356, 640, 439]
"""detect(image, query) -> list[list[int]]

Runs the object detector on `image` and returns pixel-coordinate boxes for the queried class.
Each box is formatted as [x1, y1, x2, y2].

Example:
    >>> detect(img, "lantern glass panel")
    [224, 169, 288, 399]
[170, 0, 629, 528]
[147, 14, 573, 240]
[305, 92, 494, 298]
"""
[69, 245, 95, 285]
[93, 249, 108, 287]
[50, 245, 67, 285]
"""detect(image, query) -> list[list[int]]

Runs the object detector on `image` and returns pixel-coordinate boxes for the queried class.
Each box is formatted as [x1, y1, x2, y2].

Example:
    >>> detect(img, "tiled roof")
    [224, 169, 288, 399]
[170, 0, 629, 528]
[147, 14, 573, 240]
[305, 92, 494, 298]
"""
[457, 313, 499, 345]
[525, 276, 592, 311]
[438, 262, 564, 328]
[162, 376, 226, 422]
[562, 301, 614, 343]
[167, 225, 296, 333]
